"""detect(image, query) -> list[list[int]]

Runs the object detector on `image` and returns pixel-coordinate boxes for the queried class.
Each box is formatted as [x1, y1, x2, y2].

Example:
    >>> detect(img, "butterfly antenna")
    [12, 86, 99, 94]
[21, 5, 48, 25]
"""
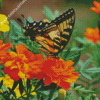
[17, 18, 24, 24]
[21, 14, 30, 25]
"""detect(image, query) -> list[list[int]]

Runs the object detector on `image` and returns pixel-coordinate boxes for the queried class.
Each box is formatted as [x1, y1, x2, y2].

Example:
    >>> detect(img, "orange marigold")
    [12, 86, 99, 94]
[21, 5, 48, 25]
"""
[84, 27, 100, 44]
[1, 44, 44, 81]
[90, 1, 100, 14]
[36, 57, 79, 90]
[0, 39, 12, 65]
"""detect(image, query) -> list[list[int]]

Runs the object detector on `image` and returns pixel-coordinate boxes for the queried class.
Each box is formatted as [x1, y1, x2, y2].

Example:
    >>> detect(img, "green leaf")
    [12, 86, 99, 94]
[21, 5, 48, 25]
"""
[74, 86, 82, 90]
[54, 10, 59, 18]
[19, 79, 24, 95]
[11, 81, 19, 92]
[75, 37, 87, 44]
[9, 23, 14, 42]
[43, 6, 59, 21]
[27, 16, 33, 22]
[85, 94, 91, 100]
[0, 32, 3, 39]
[9, 20, 22, 36]
[0, 80, 3, 89]
[90, 79, 100, 86]
[85, 68, 100, 73]
[35, 79, 43, 90]
[79, 97, 82, 100]
[49, 84, 56, 100]
[3, 32, 8, 39]
[96, 97, 99, 100]
[27, 79, 30, 92]
[80, 72, 92, 80]
[78, 60, 83, 67]
[0, 0, 2, 9]
[81, 58, 91, 71]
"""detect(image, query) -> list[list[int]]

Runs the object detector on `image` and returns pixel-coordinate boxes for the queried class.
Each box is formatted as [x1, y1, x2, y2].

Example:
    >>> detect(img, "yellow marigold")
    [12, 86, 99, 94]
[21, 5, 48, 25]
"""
[0, 75, 36, 98]
[0, 14, 10, 32]
[90, 1, 100, 14]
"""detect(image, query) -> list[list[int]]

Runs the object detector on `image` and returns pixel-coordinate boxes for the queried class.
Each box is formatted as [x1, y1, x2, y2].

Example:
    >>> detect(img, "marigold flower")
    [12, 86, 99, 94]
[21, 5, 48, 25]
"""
[84, 27, 100, 44]
[0, 75, 36, 98]
[0, 39, 13, 65]
[1, 44, 44, 81]
[0, 39, 12, 52]
[36, 57, 79, 90]
[0, 14, 10, 32]
[90, 1, 100, 14]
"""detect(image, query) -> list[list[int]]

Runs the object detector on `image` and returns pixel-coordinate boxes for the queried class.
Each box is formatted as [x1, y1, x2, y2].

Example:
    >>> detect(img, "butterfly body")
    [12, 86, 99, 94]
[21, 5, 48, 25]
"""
[23, 21, 50, 41]
[17, 8, 75, 58]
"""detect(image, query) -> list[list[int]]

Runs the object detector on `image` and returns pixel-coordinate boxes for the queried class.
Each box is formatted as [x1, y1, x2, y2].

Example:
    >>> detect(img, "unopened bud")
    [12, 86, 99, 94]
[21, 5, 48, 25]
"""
[58, 89, 66, 100]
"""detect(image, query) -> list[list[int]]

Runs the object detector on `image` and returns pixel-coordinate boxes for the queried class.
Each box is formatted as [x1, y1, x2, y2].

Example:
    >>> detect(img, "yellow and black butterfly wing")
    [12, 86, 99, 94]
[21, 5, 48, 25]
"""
[35, 23, 60, 57]
[52, 8, 75, 52]
[35, 8, 75, 57]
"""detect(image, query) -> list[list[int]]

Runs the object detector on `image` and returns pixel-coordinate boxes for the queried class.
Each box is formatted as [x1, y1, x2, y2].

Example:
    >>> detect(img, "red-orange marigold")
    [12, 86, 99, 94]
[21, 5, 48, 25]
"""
[2, 44, 44, 81]
[84, 27, 100, 44]
[36, 57, 79, 90]
[90, 1, 100, 14]
[0, 39, 12, 65]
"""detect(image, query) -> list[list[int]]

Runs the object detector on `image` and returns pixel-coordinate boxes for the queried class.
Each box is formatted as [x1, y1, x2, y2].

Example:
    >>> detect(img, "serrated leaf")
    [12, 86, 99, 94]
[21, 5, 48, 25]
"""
[85, 68, 100, 73]
[81, 58, 91, 71]
[80, 72, 92, 80]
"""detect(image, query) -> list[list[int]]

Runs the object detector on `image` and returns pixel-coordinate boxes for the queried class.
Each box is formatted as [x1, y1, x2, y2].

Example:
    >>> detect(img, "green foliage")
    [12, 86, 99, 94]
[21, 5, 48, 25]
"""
[43, 6, 59, 21]
[0, 0, 2, 9]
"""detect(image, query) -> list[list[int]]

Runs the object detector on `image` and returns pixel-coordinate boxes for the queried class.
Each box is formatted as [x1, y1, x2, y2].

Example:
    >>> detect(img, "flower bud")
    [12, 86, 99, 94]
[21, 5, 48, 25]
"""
[58, 89, 66, 100]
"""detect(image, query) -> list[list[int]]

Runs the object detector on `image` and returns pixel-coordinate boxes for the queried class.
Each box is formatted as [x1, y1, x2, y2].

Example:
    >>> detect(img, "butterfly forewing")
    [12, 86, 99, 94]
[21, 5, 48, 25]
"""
[37, 8, 75, 57]
[54, 8, 75, 51]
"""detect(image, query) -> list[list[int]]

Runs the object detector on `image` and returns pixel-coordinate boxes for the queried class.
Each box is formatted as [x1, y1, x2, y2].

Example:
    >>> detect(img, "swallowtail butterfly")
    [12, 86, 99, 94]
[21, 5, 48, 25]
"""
[17, 8, 75, 58]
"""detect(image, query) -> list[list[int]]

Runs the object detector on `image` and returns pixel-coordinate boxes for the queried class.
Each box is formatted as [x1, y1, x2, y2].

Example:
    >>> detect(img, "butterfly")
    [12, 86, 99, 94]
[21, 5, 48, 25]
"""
[17, 8, 75, 59]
